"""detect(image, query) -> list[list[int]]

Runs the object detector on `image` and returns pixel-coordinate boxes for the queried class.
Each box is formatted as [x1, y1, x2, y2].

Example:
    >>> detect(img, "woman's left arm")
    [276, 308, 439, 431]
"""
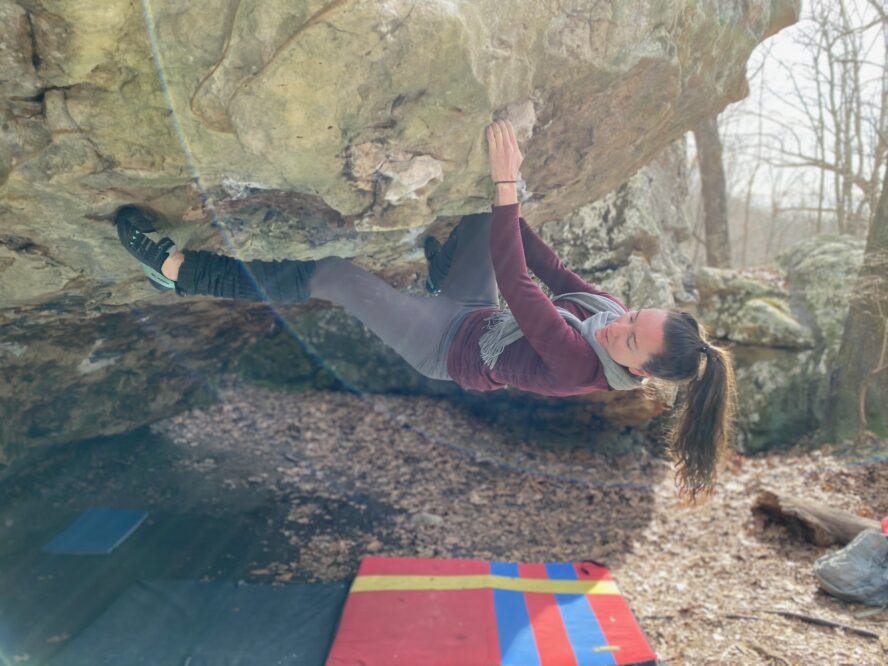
[519, 219, 626, 310]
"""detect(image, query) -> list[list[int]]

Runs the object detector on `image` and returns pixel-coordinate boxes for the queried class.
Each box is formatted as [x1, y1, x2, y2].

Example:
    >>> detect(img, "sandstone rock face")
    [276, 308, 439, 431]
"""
[0, 297, 277, 461]
[0, 0, 798, 456]
[694, 235, 865, 452]
[4, 0, 797, 227]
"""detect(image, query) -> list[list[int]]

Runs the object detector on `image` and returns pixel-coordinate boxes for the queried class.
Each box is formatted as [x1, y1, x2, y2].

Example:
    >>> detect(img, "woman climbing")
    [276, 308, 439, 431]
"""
[117, 120, 736, 500]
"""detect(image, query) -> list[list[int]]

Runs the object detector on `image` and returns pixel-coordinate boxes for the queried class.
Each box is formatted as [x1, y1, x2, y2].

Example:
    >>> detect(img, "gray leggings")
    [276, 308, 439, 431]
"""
[309, 213, 497, 380]
[178, 214, 497, 379]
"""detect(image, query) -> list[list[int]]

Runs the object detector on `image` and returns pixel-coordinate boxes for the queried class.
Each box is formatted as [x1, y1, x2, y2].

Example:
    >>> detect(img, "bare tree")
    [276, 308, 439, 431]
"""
[825, 160, 888, 441]
[693, 116, 732, 267]
[740, 162, 761, 265]
[717, 0, 887, 258]
[769, 1, 885, 233]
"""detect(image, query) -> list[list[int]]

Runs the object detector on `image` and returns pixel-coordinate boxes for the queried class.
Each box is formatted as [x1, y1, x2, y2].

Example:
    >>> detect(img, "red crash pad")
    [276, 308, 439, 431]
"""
[326, 557, 657, 666]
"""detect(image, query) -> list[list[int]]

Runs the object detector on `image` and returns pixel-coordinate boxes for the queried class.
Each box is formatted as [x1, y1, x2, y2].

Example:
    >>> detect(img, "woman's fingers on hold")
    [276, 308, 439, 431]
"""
[505, 121, 518, 147]
[488, 122, 502, 147]
[491, 119, 516, 148]
[493, 121, 505, 144]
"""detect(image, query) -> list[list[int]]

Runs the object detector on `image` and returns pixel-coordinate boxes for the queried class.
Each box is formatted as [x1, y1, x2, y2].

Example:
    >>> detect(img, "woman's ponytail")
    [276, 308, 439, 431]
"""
[644, 312, 737, 501]
[669, 343, 735, 500]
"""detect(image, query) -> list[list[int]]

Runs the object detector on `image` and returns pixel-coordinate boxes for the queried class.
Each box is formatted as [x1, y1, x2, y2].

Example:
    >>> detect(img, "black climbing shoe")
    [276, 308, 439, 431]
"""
[424, 236, 443, 295]
[424, 229, 459, 296]
[115, 205, 176, 291]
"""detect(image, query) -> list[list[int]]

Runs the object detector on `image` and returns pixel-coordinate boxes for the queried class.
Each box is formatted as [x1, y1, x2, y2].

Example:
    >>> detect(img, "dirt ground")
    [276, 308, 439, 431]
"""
[3, 377, 886, 664]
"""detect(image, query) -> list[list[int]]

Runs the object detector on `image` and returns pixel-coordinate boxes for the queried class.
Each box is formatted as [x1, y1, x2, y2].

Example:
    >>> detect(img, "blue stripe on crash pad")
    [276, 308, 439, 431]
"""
[546, 563, 616, 666]
[491, 561, 541, 666]
[43, 507, 148, 555]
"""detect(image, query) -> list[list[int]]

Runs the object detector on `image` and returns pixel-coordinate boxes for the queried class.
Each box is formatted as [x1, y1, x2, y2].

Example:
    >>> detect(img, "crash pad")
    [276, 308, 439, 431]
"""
[326, 557, 658, 666]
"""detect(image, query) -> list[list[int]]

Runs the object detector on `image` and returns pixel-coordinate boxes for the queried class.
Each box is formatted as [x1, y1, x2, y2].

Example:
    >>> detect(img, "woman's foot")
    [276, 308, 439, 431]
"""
[115, 204, 177, 291]
[424, 236, 443, 295]
[423, 230, 457, 295]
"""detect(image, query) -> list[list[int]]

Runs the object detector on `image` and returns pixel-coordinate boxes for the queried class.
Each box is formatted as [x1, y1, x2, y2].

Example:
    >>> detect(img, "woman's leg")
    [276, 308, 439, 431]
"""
[166, 250, 469, 380]
[436, 213, 499, 308]
[310, 257, 470, 380]
[172, 250, 316, 304]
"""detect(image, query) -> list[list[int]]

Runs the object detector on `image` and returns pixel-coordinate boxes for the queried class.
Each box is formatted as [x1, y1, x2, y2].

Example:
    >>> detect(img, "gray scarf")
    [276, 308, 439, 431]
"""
[478, 292, 647, 391]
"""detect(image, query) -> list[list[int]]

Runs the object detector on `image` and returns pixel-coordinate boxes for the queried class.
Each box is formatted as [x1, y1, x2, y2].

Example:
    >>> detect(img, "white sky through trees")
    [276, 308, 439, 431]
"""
[688, 0, 887, 237]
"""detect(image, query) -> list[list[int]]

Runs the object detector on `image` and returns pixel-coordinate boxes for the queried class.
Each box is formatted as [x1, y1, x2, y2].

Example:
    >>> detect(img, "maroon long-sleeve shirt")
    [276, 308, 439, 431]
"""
[445, 203, 626, 395]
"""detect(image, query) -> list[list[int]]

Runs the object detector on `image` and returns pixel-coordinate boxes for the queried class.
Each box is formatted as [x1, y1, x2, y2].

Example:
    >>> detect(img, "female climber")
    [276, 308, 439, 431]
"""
[116, 119, 736, 500]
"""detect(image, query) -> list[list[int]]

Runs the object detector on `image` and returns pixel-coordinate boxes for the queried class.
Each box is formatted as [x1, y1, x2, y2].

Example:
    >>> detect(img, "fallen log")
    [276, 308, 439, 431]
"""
[752, 490, 880, 546]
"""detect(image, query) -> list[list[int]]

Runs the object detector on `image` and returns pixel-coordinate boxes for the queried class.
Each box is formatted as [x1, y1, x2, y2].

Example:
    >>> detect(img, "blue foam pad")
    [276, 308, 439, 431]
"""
[43, 508, 148, 555]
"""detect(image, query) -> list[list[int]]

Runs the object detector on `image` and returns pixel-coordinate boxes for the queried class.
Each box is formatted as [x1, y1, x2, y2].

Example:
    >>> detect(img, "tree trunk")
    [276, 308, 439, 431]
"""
[693, 116, 731, 268]
[825, 161, 888, 441]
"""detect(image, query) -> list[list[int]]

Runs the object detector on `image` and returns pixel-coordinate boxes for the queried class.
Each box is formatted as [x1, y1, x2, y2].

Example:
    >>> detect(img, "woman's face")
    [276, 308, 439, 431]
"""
[594, 308, 668, 376]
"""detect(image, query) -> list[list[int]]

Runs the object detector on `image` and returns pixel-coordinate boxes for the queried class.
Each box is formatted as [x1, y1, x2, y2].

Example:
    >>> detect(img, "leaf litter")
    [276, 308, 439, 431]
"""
[146, 378, 888, 665]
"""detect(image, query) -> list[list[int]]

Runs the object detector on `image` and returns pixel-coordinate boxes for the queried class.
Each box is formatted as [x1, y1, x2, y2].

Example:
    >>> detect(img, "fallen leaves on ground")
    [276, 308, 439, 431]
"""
[150, 378, 888, 665]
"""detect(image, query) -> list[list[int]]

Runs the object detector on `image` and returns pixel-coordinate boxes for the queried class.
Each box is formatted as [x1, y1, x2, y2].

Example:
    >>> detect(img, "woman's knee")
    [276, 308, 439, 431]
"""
[310, 256, 354, 301]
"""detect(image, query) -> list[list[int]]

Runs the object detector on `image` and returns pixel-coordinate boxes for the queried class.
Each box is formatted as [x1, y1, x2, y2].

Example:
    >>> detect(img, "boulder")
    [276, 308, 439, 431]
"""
[777, 234, 867, 349]
[0, 298, 276, 461]
[695, 267, 814, 348]
[0, 0, 799, 457]
[694, 235, 865, 452]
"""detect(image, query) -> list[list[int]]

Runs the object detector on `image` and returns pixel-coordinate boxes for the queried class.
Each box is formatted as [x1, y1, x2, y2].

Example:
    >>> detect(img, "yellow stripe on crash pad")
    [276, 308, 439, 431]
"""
[351, 575, 621, 596]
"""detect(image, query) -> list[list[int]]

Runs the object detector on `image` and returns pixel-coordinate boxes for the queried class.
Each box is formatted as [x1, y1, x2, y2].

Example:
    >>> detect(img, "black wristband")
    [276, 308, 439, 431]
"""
[495, 180, 517, 184]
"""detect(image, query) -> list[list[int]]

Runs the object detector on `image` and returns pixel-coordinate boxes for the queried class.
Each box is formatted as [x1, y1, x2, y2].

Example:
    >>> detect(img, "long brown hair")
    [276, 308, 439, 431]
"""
[643, 312, 737, 501]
